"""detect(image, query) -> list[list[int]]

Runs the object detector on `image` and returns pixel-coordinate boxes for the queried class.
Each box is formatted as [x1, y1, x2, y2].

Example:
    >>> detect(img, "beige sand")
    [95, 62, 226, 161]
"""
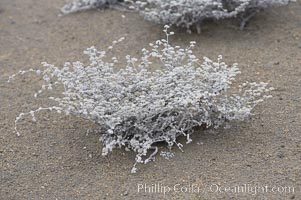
[0, 0, 300, 199]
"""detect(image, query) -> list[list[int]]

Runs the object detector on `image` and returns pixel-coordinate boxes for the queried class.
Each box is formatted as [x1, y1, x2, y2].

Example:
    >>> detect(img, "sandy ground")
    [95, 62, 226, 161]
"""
[0, 0, 301, 199]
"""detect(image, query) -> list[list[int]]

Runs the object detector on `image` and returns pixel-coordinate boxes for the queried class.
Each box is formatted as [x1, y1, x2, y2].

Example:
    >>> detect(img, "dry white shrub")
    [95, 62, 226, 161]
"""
[61, 0, 124, 14]
[61, 0, 295, 31]
[138, 0, 295, 32]
[9, 26, 273, 173]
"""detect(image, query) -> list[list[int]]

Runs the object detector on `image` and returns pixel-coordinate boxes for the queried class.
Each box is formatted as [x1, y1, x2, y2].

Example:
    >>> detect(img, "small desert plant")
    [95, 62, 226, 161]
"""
[61, 0, 295, 31]
[137, 0, 295, 32]
[61, 0, 124, 14]
[9, 26, 273, 173]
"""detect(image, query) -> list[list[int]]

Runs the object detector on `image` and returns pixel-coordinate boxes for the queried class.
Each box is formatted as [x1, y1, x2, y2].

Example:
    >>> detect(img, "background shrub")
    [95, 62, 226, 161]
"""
[61, 0, 295, 31]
